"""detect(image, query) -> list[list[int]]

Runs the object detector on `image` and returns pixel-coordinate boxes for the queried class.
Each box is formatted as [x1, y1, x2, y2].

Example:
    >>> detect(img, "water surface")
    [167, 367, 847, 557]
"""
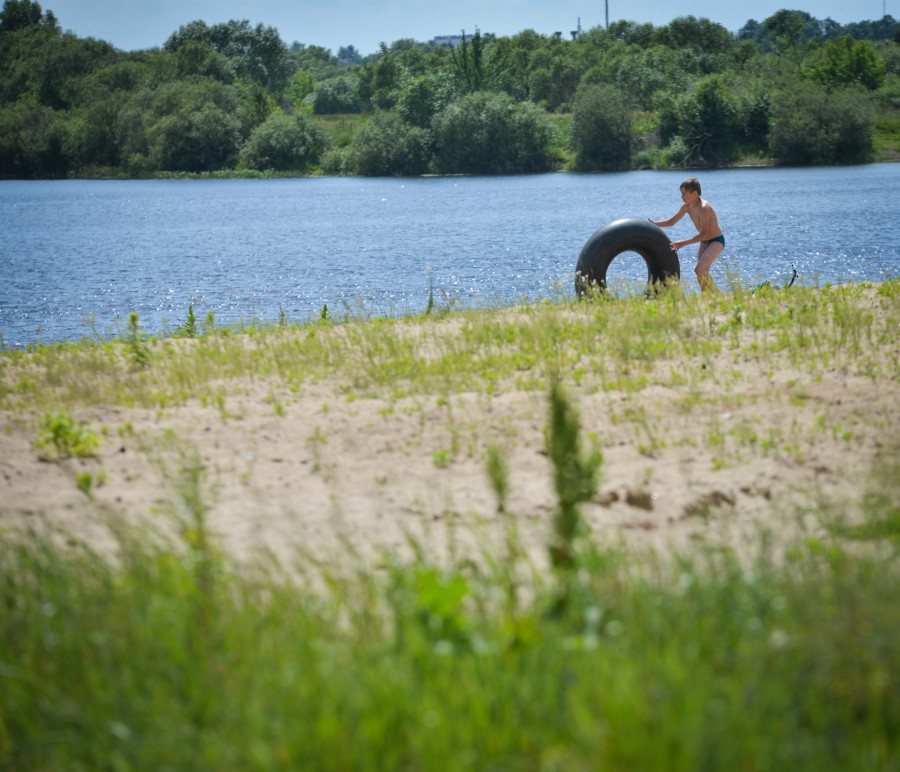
[1, 165, 898, 348]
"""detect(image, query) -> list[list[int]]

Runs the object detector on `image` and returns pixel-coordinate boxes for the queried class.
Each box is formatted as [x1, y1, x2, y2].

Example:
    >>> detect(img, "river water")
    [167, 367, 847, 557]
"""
[1, 164, 898, 348]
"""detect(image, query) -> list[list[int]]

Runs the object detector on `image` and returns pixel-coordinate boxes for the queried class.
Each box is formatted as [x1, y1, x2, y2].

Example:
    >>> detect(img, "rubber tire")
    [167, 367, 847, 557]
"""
[575, 218, 680, 295]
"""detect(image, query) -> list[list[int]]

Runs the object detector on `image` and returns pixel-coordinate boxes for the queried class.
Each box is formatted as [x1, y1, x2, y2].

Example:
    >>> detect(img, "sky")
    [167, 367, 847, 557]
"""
[46, 0, 893, 56]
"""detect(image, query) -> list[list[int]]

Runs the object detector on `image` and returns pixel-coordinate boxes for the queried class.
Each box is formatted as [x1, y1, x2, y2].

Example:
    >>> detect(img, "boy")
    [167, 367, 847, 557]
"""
[649, 177, 724, 292]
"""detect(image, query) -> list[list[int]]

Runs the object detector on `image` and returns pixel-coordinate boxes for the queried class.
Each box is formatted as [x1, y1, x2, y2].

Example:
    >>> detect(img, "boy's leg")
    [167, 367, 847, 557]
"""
[695, 242, 723, 292]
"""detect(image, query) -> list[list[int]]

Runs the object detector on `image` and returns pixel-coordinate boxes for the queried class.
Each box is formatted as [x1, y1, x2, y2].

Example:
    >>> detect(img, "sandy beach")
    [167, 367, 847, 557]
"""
[2, 283, 898, 568]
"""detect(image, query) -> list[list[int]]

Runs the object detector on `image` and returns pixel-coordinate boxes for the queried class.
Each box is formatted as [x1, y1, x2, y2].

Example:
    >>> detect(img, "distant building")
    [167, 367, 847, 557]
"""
[431, 34, 464, 48]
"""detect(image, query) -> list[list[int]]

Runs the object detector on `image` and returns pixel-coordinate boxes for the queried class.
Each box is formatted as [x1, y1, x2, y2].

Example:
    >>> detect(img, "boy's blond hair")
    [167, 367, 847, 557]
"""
[680, 177, 701, 195]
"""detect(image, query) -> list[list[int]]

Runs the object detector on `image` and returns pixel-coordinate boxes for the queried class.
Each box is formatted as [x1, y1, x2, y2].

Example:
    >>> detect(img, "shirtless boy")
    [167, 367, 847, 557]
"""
[649, 177, 724, 292]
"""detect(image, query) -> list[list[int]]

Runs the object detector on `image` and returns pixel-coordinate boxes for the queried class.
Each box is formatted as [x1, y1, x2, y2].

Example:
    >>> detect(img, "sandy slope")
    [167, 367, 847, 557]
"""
[1, 301, 897, 569]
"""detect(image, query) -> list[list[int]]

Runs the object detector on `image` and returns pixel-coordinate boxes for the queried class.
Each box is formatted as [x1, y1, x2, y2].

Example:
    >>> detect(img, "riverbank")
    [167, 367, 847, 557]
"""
[2, 279, 897, 565]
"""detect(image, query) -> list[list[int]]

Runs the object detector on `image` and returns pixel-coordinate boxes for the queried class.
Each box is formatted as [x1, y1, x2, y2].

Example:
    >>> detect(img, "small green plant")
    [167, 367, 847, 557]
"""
[76, 471, 92, 496]
[75, 470, 106, 498]
[307, 427, 327, 472]
[485, 444, 508, 514]
[177, 304, 197, 338]
[213, 390, 229, 419]
[547, 380, 603, 576]
[35, 412, 102, 461]
[432, 449, 452, 468]
[127, 312, 150, 368]
[425, 268, 435, 315]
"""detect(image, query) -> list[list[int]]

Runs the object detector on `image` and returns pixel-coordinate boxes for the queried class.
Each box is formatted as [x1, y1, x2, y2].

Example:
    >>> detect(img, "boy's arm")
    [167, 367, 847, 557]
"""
[649, 204, 688, 229]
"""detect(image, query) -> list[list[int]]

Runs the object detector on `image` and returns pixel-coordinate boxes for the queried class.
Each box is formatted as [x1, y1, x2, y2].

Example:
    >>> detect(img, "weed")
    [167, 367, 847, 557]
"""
[547, 379, 603, 575]
[431, 449, 452, 468]
[307, 427, 327, 472]
[35, 411, 102, 460]
[127, 311, 150, 368]
[75, 471, 93, 497]
[485, 444, 509, 513]
[425, 268, 436, 315]
[177, 304, 197, 338]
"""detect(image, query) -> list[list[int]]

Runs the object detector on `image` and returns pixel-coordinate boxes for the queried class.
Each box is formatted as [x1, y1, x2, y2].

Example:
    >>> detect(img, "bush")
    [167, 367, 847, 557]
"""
[396, 73, 457, 129]
[0, 102, 66, 177]
[239, 110, 328, 171]
[570, 83, 633, 171]
[875, 73, 900, 110]
[809, 35, 885, 91]
[311, 75, 361, 115]
[320, 146, 351, 175]
[659, 74, 746, 165]
[432, 91, 556, 175]
[768, 81, 874, 165]
[117, 80, 244, 173]
[345, 112, 431, 176]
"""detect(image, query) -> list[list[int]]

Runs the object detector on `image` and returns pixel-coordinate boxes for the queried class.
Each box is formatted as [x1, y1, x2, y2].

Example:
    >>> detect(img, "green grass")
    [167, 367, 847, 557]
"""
[873, 111, 900, 162]
[314, 113, 370, 149]
[2, 279, 897, 415]
[1, 278, 899, 769]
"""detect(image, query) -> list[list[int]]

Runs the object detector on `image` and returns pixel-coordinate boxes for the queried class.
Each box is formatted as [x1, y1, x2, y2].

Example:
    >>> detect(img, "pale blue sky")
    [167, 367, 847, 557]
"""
[47, 0, 892, 56]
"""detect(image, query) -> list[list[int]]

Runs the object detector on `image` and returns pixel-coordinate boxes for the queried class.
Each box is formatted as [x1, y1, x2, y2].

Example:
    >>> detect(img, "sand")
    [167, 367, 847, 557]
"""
[1, 296, 897, 570]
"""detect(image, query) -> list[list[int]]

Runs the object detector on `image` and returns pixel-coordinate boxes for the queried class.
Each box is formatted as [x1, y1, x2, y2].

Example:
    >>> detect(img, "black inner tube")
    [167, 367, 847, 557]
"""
[575, 218, 680, 295]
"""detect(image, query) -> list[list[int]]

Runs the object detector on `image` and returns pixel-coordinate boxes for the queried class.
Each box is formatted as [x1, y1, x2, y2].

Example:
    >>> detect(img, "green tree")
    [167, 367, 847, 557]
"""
[809, 35, 885, 90]
[432, 91, 556, 175]
[310, 75, 361, 114]
[450, 29, 485, 92]
[655, 15, 735, 56]
[0, 101, 64, 176]
[660, 74, 745, 165]
[484, 31, 538, 101]
[164, 19, 292, 93]
[570, 83, 633, 171]
[289, 44, 344, 81]
[527, 41, 581, 112]
[763, 10, 818, 56]
[0, 0, 51, 33]
[369, 44, 404, 109]
[346, 111, 431, 176]
[588, 45, 693, 111]
[287, 69, 316, 111]
[118, 79, 243, 172]
[173, 40, 235, 83]
[239, 110, 327, 171]
[0, 22, 117, 110]
[336, 45, 362, 65]
[396, 72, 457, 128]
[768, 80, 874, 165]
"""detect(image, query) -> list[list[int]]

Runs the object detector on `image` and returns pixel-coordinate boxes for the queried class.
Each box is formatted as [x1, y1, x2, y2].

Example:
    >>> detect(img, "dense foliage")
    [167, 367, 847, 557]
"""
[0, 0, 897, 177]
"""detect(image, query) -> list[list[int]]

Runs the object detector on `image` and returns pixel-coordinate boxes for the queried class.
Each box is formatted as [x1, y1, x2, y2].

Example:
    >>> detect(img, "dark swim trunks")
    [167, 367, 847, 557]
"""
[701, 234, 725, 248]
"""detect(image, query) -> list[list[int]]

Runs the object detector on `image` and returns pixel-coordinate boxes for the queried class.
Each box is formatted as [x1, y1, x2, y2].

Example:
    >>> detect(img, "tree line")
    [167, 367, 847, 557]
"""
[0, 0, 898, 178]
